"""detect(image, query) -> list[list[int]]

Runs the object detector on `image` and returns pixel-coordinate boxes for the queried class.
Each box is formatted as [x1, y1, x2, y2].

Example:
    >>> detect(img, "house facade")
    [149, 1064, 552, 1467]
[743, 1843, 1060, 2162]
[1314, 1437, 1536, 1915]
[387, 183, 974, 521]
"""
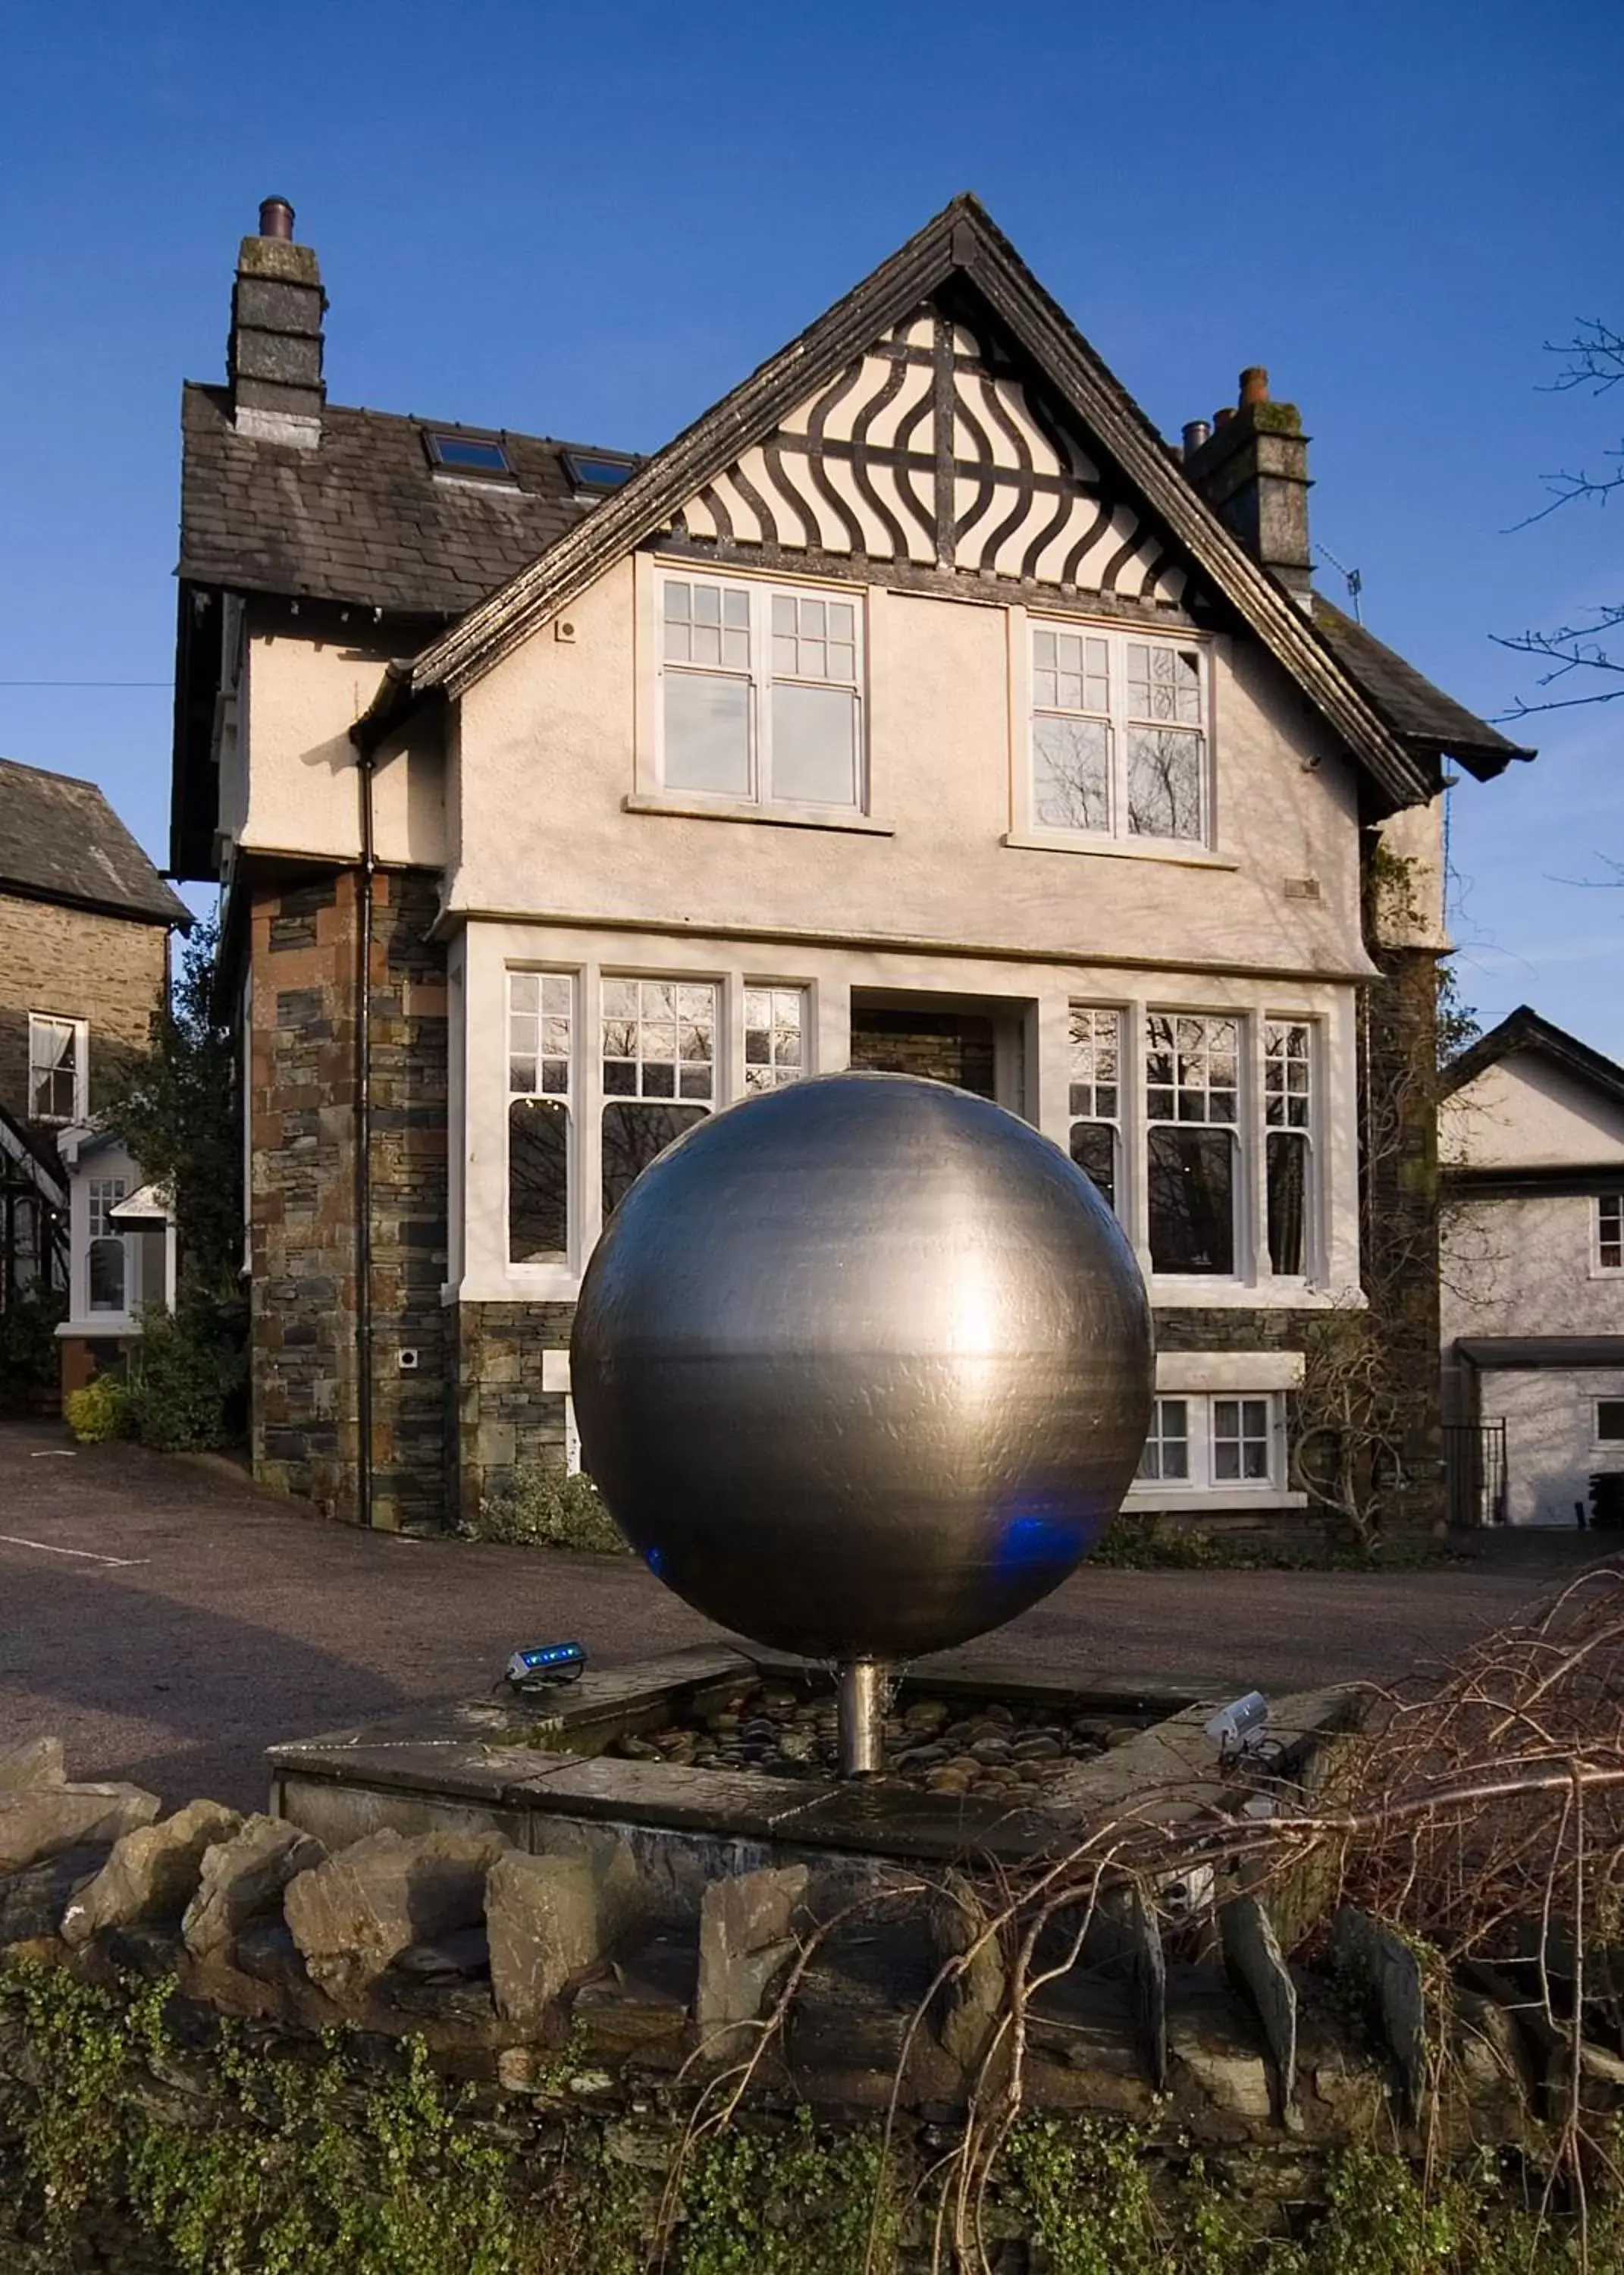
[0, 757, 188, 1388]
[169, 196, 1531, 1534]
[1441, 1009, 1624, 1527]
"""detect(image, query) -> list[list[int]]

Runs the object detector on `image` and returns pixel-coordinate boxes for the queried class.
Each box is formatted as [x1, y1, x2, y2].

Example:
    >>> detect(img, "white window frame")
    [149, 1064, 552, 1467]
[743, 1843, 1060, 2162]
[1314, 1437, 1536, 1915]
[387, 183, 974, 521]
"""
[506, 969, 575, 1269]
[1595, 1194, 1624, 1276]
[1144, 1009, 1245, 1281]
[29, 1013, 87, 1125]
[743, 984, 810, 1094]
[1027, 619, 1211, 850]
[655, 570, 867, 817]
[1130, 1392, 1285, 1495]
[86, 1175, 131, 1316]
[1067, 1003, 1123, 1217]
[1263, 1018, 1317, 1282]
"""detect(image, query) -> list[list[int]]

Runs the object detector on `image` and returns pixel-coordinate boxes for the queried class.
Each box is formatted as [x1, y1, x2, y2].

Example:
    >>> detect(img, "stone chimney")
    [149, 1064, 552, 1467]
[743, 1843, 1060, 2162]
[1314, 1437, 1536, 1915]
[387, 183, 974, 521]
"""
[227, 197, 325, 448]
[1182, 368, 1312, 610]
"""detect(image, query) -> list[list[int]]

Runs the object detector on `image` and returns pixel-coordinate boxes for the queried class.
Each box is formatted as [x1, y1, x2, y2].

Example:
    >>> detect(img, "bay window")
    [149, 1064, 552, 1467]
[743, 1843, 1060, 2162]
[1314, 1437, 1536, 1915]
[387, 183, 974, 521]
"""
[1067, 1005, 1121, 1213]
[600, 978, 717, 1215]
[87, 1177, 129, 1313]
[1031, 623, 1207, 846]
[744, 987, 807, 1092]
[1264, 1021, 1313, 1276]
[660, 575, 864, 812]
[507, 972, 572, 1263]
[1146, 1014, 1239, 1276]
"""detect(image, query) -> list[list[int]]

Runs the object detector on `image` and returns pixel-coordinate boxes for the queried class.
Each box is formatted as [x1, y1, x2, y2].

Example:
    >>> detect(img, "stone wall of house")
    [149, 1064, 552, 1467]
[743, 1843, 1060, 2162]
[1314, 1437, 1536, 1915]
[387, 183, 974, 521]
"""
[452, 1301, 575, 1525]
[1361, 943, 1445, 1529]
[247, 864, 449, 1531]
[0, 890, 168, 1127]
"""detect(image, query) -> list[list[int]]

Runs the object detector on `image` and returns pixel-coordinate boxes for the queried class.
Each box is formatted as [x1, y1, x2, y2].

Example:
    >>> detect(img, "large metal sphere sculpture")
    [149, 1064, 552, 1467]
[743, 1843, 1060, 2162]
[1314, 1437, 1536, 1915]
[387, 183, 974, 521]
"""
[570, 1073, 1153, 1771]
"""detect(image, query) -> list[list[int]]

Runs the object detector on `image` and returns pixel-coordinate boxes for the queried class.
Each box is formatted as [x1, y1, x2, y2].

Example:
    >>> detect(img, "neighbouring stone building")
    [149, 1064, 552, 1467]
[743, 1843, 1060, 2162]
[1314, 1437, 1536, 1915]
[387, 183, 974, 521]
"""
[1441, 1006, 1624, 1527]
[168, 193, 1533, 1535]
[0, 757, 188, 1393]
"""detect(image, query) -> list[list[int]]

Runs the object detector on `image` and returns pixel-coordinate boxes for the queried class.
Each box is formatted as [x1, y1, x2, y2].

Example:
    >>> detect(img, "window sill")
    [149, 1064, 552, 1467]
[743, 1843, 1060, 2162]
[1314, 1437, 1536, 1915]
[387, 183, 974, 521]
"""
[1002, 829, 1238, 871]
[1122, 1487, 1308, 1514]
[1147, 1279, 1363, 1311]
[55, 1317, 141, 1339]
[625, 793, 894, 836]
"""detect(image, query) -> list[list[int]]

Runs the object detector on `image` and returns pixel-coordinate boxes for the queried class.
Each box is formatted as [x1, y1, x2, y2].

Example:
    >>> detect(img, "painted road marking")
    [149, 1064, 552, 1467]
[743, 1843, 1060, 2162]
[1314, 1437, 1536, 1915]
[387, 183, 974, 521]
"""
[0, 1534, 147, 1568]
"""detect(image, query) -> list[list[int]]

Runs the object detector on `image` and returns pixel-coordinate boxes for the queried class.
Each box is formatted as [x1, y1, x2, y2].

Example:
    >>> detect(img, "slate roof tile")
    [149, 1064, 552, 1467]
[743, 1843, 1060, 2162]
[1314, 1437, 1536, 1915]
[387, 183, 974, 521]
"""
[178, 384, 632, 620]
[0, 758, 190, 926]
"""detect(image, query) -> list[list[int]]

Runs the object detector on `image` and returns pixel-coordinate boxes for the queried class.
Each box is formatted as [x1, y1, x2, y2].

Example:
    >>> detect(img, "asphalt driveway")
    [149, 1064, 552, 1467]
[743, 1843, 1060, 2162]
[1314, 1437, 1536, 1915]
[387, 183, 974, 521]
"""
[0, 1419, 1574, 1810]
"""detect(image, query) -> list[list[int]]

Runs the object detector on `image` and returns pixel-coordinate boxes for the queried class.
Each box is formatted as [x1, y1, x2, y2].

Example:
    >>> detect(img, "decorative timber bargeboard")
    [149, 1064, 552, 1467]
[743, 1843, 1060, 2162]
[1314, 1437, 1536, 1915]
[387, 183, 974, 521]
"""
[657, 301, 1200, 618]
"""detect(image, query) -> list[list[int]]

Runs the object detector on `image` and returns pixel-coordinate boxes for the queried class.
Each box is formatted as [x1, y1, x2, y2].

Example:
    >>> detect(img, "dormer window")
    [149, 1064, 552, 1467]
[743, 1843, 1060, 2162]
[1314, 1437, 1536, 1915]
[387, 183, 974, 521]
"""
[423, 430, 513, 478]
[1030, 621, 1209, 847]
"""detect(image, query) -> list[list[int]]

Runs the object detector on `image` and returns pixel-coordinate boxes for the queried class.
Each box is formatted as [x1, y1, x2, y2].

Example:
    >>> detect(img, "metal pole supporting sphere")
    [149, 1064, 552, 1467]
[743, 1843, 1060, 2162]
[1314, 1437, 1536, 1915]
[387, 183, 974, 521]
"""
[836, 1658, 888, 1779]
[570, 1073, 1155, 1775]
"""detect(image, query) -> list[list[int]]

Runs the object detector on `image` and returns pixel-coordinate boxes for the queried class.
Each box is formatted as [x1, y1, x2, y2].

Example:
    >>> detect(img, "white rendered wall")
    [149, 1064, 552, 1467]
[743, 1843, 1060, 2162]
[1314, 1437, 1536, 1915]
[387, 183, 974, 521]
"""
[1442, 1191, 1624, 1344]
[1442, 1052, 1624, 1172]
[1478, 1365, 1624, 1527]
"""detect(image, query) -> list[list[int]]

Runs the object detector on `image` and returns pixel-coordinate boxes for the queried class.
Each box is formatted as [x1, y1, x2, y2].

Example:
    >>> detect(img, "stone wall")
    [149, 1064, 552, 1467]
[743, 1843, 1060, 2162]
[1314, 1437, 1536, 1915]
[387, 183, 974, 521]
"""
[0, 889, 168, 1128]
[1361, 943, 1445, 1527]
[247, 864, 448, 1530]
[453, 1300, 575, 1525]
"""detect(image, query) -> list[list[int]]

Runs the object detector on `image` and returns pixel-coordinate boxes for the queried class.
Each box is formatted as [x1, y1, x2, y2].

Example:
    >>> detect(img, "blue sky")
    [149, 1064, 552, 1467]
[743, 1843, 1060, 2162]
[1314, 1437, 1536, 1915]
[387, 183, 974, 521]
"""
[3, 0, 1619, 1048]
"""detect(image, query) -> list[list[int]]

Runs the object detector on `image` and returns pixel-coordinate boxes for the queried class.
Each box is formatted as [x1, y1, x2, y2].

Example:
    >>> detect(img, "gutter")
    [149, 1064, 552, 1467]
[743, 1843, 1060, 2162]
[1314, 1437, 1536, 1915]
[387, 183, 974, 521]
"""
[351, 735, 377, 1530]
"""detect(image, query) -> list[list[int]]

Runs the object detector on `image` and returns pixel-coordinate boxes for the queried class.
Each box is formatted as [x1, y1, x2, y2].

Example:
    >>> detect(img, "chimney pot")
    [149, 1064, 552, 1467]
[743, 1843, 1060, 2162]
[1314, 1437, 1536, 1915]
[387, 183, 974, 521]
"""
[258, 197, 295, 241]
[1182, 419, 1212, 460]
[1239, 366, 1270, 408]
[1214, 406, 1234, 428]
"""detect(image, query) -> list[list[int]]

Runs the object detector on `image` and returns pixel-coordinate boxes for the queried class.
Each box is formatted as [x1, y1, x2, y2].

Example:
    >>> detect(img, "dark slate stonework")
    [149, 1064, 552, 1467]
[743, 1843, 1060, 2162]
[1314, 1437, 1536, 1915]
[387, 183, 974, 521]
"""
[452, 1301, 576, 1527]
[249, 864, 449, 1532]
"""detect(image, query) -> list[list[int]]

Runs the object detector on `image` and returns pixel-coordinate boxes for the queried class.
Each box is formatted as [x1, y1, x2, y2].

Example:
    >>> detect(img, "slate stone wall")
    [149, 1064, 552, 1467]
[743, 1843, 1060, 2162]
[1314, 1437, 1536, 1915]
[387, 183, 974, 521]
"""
[452, 1301, 575, 1527]
[248, 865, 449, 1531]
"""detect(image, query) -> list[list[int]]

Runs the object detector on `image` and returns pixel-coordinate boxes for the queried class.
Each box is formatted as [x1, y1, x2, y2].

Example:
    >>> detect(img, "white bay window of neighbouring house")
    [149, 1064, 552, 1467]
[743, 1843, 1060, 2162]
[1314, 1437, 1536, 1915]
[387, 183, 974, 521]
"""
[87, 1178, 129, 1312]
[661, 576, 863, 811]
[1032, 626, 1206, 845]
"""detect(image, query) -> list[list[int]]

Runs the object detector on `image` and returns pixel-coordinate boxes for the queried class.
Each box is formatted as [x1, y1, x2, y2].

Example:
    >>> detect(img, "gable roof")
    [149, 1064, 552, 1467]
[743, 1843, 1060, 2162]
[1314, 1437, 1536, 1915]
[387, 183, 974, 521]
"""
[1442, 1004, 1624, 1110]
[0, 758, 190, 927]
[391, 195, 1465, 814]
[1313, 598, 1534, 783]
[179, 383, 633, 620]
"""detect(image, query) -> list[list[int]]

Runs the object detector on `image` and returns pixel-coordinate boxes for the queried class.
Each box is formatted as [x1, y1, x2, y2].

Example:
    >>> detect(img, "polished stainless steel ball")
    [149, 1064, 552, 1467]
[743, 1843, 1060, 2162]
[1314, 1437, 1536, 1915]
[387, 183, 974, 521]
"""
[570, 1072, 1153, 1662]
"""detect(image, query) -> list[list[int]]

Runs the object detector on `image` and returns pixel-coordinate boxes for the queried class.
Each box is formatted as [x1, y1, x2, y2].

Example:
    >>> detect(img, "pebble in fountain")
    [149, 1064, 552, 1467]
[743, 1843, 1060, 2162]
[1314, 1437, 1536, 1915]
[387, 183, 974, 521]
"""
[569, 1072, 1154, 1776]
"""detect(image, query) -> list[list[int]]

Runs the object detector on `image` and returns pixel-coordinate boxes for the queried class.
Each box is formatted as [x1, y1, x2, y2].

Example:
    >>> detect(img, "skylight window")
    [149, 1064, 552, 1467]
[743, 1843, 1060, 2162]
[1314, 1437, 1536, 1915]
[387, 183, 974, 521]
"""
[561, 448, 637, 494]
[424, 431, 513, 477]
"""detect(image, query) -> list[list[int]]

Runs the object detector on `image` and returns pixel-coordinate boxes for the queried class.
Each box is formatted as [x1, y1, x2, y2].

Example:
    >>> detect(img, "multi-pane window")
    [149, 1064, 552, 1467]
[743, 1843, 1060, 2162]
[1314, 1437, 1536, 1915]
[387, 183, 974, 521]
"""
[1068, 1005, 1121, 1213]
[601, 978, 717, 1215]
[1598, 1195, 1623, 1272]
[744, 988, 807, 1093]
[1212, 1397, 1272, 1483]
[29, 1015, 84, 1124]
[1136, 1398, 1190, 1482]
[661, 576, 863, 811]
[1136, 1394, 1279, 1491]
[1145, 1014, 1239, 1276]
[1030, 625, 1207, 846]
[87, 1178, 128, 1313]
[508, 973, 572, 1264]
[1264, 1021, 1314, 1276]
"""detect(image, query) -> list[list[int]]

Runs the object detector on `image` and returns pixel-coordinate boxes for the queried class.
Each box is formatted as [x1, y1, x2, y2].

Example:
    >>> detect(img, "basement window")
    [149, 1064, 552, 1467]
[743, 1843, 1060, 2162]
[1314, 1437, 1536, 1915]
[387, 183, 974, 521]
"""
[562, 448, 637, 494]
[424, 431, 513, 478]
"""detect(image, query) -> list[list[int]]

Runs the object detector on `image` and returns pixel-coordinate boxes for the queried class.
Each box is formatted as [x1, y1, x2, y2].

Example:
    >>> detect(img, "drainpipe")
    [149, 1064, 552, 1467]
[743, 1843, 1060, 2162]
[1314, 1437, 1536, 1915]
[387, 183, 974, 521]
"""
[354, 746, 376, 1528]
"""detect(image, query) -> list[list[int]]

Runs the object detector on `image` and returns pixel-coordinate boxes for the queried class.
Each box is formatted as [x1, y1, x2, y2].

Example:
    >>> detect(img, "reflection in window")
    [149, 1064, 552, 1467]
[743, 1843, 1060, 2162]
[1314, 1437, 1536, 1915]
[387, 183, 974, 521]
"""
[508, 972, 572, 1263]
[1068, 1005, 1121, 1213]
[87, 1178, 127, 1313]
[744, 988, 807, 1092]
[1146, 1014, 1237, 1275]
[1264, 1021, 1313, 1276]
[1030, 626, 1205, 846]
[601, 978, 716, 1213]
